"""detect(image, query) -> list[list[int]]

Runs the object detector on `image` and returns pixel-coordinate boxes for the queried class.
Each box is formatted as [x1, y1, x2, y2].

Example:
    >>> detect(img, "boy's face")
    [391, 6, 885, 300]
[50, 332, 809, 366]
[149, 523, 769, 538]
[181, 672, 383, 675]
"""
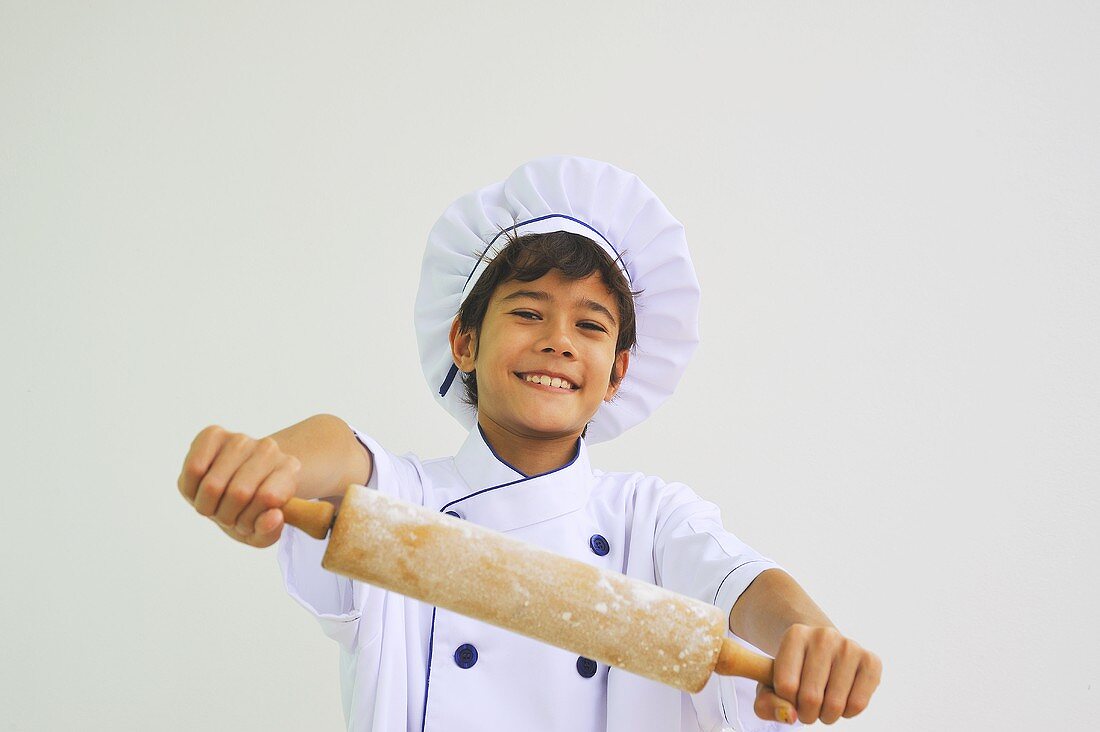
[450, 269, 629, 441]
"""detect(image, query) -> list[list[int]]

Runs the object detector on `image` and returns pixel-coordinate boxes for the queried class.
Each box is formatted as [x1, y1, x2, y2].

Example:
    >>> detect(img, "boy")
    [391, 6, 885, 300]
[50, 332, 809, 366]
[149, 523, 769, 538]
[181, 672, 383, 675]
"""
[178, 157, 881, 731]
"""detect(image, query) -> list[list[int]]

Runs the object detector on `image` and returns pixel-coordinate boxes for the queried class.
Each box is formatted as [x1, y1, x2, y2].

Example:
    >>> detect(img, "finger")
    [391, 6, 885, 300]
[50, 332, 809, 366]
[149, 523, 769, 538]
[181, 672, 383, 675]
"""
[234, 456, 299, 536]
[771, 625, 807, 705]
[819, 642, 862, 724]
[796, 629, 842, 724]
[213, 437, 281, 528]
[178, 426, 227, 503]
[193, 432, 256, 517]
[753, 684, 798, 725]
[843, 653, 883, 718]
[245, 508, 285, 548]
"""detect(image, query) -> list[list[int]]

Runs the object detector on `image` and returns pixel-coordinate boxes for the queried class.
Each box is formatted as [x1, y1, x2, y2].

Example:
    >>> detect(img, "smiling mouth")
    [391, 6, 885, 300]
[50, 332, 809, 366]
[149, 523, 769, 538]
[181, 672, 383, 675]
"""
[515, 372, 579, 391]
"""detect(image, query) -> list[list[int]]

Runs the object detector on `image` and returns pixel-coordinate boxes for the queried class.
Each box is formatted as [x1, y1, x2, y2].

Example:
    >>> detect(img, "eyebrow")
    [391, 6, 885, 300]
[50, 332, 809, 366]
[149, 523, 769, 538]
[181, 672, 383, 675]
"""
[501, 289, 618, 326]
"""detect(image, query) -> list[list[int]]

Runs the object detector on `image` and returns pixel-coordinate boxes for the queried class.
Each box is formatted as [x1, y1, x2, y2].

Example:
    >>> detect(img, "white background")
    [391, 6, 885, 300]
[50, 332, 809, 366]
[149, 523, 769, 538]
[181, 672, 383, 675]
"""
[3, 2, 1097, 730]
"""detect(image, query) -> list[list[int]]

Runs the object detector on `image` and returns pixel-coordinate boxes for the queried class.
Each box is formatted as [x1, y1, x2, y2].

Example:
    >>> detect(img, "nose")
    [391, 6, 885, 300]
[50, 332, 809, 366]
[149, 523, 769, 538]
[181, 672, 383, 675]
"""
[537, 318, 575, 358]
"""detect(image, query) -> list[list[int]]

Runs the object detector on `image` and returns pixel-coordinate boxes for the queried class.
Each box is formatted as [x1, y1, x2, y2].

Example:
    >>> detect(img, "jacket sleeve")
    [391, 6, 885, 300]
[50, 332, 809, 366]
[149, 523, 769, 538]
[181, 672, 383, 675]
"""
[276, 427, 425, 650]
[653, 480, 780, 616]
[652, 481, 796, 731]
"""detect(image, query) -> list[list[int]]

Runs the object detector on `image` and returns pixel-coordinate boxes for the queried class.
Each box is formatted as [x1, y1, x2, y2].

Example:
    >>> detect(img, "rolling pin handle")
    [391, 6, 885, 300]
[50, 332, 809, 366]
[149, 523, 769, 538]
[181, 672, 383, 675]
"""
[281, 497, 335, 540]
[714, 637, 774, 686]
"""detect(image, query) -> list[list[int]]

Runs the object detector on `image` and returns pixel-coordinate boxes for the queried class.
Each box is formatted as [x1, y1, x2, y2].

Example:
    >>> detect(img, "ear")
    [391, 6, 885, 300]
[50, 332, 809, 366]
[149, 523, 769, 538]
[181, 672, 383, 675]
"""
[603, 350, 631, 402]
[449, 317, 477, 373]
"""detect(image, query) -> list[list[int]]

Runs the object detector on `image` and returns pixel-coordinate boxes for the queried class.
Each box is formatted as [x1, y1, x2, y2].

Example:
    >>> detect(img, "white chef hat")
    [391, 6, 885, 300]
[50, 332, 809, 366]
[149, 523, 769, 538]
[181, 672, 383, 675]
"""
[414, 155, 700, 444]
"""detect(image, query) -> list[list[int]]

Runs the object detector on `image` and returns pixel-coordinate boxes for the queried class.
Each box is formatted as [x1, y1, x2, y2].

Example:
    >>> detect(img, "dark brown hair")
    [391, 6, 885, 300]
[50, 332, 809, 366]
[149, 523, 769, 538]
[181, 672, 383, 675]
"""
[456, 230, 638, 409]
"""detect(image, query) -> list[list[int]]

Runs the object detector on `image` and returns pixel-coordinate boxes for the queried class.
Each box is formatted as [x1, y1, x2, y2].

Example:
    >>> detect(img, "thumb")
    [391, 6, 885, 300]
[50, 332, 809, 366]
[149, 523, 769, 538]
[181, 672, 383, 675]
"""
[754, 683, 798, 725]
[246, 508, 285, 548]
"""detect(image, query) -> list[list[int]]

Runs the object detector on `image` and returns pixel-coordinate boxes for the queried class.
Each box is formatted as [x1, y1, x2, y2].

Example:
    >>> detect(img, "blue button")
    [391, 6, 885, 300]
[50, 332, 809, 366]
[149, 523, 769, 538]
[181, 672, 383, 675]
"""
[445, 510, 463, 519]
[589, 534, 610, 556]
[576, 656, 598, 678]
[454, 643, 478, 668]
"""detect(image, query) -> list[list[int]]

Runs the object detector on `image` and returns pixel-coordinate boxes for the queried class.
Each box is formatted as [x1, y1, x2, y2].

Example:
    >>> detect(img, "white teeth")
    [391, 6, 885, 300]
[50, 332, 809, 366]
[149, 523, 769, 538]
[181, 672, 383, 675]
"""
[524, 374, 574, 390]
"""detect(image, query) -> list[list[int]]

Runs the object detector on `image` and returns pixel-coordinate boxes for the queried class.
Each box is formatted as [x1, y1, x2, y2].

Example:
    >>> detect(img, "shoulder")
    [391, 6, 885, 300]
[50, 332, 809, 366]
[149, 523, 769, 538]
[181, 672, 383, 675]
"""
[350, 429, 462, 505]
[590, 465, 705, 514]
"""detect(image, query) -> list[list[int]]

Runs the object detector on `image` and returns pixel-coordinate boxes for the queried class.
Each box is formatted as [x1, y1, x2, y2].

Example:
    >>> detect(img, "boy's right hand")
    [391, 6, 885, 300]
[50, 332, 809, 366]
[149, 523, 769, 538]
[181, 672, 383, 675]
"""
[178, 425, 302, 548]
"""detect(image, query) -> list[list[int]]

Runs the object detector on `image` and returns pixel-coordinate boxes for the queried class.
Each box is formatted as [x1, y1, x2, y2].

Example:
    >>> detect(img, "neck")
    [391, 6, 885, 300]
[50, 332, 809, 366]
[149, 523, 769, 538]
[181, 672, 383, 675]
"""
[477, 417, 580, 477]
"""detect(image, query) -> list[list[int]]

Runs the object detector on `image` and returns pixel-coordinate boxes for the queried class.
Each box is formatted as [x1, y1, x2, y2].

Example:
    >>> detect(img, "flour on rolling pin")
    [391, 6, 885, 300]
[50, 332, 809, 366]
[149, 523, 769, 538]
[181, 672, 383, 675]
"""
[322, 484, 727, 693]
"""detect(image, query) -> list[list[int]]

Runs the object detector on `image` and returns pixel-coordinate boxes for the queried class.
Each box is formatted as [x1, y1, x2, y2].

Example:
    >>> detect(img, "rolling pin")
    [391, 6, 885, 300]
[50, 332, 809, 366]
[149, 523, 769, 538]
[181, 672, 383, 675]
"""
[281, 485, 775, 695]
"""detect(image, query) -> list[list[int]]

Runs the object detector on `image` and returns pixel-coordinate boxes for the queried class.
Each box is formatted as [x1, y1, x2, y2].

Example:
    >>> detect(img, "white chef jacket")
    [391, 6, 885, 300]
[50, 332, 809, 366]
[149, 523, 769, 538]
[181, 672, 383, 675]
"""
[278, 425, 794, 732]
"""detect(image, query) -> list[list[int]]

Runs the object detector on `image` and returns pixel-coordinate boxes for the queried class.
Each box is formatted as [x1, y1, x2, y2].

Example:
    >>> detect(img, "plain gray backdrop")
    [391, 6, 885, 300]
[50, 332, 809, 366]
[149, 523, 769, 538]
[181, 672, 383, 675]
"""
[3, 2, 1097, 730]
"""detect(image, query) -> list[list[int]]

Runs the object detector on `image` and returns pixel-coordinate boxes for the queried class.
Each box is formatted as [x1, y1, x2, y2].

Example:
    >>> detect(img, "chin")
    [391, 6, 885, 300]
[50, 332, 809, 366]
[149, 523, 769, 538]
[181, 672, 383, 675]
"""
[512, 418, 584, 439]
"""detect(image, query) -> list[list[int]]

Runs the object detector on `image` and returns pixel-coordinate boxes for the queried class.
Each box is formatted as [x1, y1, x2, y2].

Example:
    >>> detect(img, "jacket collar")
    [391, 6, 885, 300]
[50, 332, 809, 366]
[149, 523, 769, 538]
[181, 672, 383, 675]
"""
[447, 424, 593, 532]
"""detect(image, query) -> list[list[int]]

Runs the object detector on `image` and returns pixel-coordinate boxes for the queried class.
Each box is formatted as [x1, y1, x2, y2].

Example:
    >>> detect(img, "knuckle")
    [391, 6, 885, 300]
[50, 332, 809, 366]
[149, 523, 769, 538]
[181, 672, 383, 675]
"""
[788, 623, 809, 639]
[224, 482, 253, 503]
[196, 425, 223, 442]
[773, 677, 798, 700]
[258, 489, 287, 509]
[812, 627, 840, 651]
[800, 691, 823, 710]
[285, 455, 301, 472]
[183, 459, 207, 479]
[256, 437, 279, 454]
[197, 476, 225, 498]
[845, 695, 869, 716]
[821, 698, 845, 719]
[228, 432, 252, 449]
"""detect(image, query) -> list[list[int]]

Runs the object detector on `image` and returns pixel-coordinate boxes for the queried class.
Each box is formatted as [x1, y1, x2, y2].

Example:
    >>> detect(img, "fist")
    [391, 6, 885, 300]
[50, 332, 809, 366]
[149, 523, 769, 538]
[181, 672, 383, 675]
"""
[178, 425, 301, 547]
[754, 625, 882, 725]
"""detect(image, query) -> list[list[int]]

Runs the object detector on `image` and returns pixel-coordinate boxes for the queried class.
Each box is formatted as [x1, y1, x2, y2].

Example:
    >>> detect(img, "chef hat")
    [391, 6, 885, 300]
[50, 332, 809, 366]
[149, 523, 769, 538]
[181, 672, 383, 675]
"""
[414, 155, 700, 444]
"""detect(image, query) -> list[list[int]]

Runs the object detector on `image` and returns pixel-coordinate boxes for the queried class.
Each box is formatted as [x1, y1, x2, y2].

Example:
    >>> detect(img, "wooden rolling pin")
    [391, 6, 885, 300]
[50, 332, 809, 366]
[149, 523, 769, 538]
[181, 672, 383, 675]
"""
[282, 485, 775, 694]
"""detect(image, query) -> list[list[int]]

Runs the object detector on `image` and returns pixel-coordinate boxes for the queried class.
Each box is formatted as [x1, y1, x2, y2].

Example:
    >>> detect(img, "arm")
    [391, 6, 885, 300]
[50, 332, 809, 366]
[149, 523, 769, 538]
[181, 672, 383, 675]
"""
[179, 414, 372, 548]
[727, 568, 833, 655]
[728, 568, 882, 725]
[265, 413, 372, 501]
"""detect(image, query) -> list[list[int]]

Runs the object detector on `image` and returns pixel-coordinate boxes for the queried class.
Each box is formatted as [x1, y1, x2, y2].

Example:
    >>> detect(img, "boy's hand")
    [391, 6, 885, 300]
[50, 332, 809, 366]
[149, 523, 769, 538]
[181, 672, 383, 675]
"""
[753, 624, 881, 725]
[177, 425, 301, 548]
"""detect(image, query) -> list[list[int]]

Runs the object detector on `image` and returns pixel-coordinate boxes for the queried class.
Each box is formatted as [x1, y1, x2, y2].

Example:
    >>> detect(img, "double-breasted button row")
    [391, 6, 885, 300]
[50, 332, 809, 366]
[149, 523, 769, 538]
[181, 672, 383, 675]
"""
[452, 643, 599, 678]
[445, 530, 607, 675]
[443, 510, 610, 559]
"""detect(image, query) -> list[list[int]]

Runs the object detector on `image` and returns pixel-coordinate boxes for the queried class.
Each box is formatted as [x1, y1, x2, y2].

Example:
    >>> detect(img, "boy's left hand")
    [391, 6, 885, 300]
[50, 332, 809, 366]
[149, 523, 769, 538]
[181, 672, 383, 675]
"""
[753, 624, 882, 725]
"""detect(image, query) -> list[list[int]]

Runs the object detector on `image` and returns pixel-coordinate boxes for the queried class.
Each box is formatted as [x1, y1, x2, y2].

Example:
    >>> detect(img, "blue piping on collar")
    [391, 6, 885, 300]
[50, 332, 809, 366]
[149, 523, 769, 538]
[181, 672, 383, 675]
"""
[478, 423, 528, 477]
[477, 422, 579, 479]
[438, 426, 582, 513]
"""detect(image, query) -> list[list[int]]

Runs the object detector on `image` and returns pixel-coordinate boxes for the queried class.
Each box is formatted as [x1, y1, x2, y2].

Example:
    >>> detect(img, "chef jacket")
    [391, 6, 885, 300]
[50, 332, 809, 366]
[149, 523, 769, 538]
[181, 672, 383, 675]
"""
[278, 425, 793, 732]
